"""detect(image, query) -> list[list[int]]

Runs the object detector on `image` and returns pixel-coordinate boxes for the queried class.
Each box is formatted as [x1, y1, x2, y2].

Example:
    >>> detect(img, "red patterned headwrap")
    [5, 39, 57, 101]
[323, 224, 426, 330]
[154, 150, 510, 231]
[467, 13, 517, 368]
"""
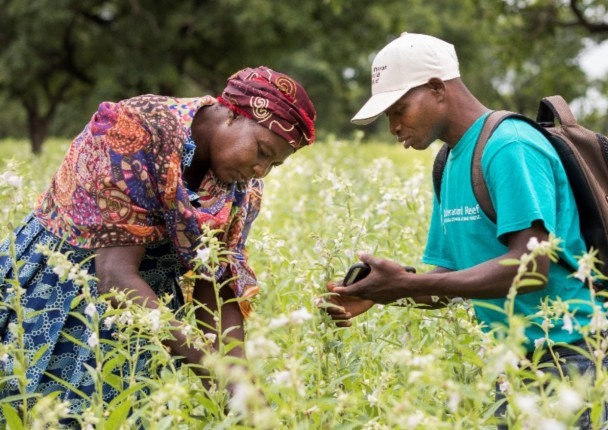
[217, 66, 316, 150]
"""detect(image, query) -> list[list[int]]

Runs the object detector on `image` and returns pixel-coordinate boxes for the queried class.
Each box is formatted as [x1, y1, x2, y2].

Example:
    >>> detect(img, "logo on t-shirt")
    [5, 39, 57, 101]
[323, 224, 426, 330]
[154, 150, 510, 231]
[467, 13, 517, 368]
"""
[443, 204, 481, 223]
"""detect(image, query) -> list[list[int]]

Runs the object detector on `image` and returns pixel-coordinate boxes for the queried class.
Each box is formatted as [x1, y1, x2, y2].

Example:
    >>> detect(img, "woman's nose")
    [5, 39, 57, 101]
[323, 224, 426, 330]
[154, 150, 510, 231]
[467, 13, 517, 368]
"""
[253, 162, 271, 179]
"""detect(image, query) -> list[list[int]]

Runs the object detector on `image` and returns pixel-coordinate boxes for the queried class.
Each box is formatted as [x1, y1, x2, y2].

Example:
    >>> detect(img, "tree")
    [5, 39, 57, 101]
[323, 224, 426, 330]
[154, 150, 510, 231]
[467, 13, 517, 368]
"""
[0, 1, 101, 153]
[0, 0, 606, 151]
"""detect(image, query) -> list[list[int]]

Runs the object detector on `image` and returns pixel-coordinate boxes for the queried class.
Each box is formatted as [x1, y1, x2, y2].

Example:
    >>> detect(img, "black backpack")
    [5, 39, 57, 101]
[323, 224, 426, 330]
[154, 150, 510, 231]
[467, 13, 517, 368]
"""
[432, 95, 608, 282]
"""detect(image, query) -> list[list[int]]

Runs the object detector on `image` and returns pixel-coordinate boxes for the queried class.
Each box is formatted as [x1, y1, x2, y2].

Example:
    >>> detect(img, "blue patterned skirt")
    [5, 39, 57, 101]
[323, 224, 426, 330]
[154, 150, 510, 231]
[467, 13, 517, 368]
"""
[0, 213, 185, 420]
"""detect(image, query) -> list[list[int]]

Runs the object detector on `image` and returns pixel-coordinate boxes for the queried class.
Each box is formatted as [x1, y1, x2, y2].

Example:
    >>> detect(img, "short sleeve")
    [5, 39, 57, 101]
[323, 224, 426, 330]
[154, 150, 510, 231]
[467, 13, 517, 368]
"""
[482, 127, 559, 243]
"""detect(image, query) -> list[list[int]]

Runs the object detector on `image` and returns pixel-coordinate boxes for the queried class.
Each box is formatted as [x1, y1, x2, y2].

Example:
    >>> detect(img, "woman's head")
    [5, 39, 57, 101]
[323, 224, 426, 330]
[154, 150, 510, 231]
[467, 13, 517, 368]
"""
[192, 66, 316, 184]
[218, 66, 316, 150]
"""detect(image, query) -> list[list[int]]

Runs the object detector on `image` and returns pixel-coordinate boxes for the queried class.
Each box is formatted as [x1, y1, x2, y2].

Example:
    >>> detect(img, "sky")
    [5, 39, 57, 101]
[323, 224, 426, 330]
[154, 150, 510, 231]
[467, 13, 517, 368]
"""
[573, 39, 608, 115]
[579, 39, 608, 79]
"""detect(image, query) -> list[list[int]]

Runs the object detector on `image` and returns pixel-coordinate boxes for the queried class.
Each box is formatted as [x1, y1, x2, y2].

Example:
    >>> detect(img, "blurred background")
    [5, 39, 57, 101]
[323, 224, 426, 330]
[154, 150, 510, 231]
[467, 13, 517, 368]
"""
[0, 0, 606, 154]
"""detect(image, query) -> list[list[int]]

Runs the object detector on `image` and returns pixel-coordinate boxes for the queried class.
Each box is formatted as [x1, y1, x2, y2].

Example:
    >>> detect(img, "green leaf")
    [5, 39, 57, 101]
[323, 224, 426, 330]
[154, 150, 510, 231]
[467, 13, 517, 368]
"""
[499, 258, 522, 266]
[30, 343, 50, 366]
[105, 399, 132, 429]
[516, 278, 545, 288]
[1, 404, 23, 430]
[43, 372, 88, 400]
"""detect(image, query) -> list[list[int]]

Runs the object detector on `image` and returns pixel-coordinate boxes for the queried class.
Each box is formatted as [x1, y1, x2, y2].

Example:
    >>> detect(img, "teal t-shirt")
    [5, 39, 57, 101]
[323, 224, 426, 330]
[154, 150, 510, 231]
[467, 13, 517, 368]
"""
[422, 113, 598, 351]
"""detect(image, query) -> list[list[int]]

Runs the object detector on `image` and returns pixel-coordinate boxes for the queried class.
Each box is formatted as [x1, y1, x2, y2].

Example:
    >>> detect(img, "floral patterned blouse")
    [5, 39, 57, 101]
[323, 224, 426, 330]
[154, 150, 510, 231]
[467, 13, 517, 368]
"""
[34, 94, 263, 315]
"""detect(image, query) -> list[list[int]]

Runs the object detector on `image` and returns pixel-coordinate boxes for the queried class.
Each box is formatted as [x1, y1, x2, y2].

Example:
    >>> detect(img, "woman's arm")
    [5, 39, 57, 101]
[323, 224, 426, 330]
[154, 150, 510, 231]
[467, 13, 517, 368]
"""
[95, 246, 206, 367]
[191, 278, 245, 359]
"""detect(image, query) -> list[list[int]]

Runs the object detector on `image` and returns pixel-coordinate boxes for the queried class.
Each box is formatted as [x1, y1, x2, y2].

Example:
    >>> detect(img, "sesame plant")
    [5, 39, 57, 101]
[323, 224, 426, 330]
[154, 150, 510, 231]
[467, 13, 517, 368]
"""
[0, 136, 607, 429]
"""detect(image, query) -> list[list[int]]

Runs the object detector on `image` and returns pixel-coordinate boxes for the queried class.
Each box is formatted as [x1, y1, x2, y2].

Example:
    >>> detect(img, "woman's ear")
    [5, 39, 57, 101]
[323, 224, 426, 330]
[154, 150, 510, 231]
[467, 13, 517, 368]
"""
[225, 109, 237, 126]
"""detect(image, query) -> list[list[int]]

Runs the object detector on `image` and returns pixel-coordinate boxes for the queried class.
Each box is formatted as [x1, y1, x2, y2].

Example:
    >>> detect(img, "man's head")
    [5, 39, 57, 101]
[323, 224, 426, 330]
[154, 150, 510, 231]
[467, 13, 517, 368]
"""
[351, 33, 460, 126]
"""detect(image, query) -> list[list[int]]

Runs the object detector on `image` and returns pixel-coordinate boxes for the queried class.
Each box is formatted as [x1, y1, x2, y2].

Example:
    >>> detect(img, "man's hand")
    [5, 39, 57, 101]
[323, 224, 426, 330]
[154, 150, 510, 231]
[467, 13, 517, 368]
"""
[318, 281, 374, 327]
[331, 253, 413, 304]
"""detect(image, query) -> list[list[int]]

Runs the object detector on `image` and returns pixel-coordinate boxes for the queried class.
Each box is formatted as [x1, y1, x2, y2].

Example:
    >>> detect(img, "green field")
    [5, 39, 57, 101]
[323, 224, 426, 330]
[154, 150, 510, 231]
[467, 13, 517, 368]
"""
[0, 137, 604, 429]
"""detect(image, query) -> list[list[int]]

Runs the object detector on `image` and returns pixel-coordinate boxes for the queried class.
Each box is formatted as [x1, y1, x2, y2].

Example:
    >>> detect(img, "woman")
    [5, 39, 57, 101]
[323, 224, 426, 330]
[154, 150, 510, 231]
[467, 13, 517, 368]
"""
[0, 67, 315, 418]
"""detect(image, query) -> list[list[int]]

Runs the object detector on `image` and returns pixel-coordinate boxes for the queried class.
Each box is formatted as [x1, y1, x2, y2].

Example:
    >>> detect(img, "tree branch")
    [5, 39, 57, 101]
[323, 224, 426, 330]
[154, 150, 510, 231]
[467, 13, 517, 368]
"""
[570, 0, 608, 33]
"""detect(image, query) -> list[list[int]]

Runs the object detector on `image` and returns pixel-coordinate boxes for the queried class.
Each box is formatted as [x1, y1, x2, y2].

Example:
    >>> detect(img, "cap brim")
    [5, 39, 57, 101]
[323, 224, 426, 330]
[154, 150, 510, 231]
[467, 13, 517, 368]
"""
[351, 89, 409, 125]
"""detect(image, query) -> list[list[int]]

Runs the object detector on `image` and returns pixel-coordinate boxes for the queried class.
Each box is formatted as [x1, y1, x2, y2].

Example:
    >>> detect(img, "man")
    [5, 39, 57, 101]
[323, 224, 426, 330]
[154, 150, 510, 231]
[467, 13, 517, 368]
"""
[323, 32, 604, 428]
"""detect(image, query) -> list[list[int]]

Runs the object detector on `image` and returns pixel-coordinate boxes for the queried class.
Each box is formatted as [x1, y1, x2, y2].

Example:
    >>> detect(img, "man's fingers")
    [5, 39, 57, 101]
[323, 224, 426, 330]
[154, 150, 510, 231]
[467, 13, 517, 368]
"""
[331, 285, 358, 297]
[336, 320, 352, 328]
[357, 252, 380, 267]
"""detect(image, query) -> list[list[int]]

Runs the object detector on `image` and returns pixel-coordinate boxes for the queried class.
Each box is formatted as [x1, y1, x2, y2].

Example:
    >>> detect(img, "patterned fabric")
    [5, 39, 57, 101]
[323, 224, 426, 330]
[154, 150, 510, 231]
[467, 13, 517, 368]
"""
[34, 95, 263, 314]
[218, 66, 316, 150]
[0, 214, 184, 426]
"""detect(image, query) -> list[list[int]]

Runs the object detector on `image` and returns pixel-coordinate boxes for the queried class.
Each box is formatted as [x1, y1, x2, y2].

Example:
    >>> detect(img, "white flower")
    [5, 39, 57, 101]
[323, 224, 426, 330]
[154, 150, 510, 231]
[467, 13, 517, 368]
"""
[557, 387, 583, 412]
[447, 392, 460, 413]
[87, 332, 99, 348]
[269, 316, 290, 329]
[103, 316, 116, 329]
[0, 353, 8, 363]
[289, 307, 312, 324]
[118, 311, 134, 326]
[366, 389, 379, 405]
[0, 171, 23, 188]
[406, 411, 425, 426]
[204, 332, 217, 344]
[271, 370, 291, 386]
[534, 337, 546, 349]
[590, 311, 608, 334]
[245, 336, 280, 358]
[498, 380, 511, 394]
[574, 263, 592, 282]
[147, 309, 161, 332]
[52, 263, 69, 279]
[574, 251, 598, 282]
[513, 393, 537, 415]
[195, 248, 211, 265]
[562, 314, 573, 334]
[228, 381, 255, 415]
[527, 237, 540, 251]
[84, 303, 97, 318]
[313, 240, 323, 255]
[540, 419, 566, 430]
[491, 348, 520, 373]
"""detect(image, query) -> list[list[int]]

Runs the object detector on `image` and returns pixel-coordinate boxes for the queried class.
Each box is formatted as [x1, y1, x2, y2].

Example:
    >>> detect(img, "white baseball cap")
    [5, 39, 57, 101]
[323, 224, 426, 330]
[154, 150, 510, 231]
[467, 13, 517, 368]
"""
[351, 32, 460, 125]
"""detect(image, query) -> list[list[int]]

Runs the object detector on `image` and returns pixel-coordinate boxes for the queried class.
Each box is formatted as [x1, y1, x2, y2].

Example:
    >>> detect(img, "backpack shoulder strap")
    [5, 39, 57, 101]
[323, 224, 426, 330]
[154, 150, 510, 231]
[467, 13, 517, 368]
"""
[432, 143, 450, 203]
[433, 110, 543, 221]
[472, 110, 535, 222]
[537, 95, 577, 127]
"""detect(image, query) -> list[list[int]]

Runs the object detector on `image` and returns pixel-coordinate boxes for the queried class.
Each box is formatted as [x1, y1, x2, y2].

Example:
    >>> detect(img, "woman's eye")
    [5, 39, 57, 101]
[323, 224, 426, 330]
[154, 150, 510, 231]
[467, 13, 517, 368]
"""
[258, 144, 269, 158]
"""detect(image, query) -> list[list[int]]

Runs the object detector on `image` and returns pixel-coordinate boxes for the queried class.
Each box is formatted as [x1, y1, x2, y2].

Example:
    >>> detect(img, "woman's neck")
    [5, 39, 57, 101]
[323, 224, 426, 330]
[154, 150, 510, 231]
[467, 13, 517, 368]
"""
[184, 105, 218, 189]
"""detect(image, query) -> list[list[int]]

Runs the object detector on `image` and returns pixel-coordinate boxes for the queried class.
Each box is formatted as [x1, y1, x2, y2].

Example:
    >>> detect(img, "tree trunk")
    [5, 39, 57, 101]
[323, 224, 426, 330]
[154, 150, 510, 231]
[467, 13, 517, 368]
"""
[27, 115, 49, 155]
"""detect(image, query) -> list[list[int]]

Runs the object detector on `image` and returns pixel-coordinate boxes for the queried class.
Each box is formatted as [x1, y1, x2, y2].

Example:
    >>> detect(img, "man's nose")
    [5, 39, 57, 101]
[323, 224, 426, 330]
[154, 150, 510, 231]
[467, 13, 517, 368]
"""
[389, 118, 401, 135]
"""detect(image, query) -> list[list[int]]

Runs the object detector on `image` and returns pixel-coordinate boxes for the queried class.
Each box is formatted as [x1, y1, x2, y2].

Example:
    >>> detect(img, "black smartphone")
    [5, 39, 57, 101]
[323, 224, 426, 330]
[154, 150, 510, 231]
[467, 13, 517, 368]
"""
[343, 262, 416, 285]
[343, 262, 371, 285]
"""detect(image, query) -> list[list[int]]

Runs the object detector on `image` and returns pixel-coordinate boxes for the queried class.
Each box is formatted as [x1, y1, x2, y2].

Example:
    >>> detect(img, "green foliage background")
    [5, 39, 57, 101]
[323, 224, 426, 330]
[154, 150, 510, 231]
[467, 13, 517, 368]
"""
[0, 0, 606, 152]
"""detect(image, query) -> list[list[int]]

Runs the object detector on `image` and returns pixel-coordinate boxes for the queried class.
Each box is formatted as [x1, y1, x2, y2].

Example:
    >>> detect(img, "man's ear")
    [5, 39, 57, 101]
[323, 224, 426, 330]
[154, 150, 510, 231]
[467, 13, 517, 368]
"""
[426, 78, 446, 101]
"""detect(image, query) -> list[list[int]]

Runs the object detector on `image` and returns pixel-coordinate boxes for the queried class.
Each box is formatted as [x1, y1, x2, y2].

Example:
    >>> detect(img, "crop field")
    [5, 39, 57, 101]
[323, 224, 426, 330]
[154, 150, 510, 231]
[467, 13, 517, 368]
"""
[0, 137, 605, 429]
